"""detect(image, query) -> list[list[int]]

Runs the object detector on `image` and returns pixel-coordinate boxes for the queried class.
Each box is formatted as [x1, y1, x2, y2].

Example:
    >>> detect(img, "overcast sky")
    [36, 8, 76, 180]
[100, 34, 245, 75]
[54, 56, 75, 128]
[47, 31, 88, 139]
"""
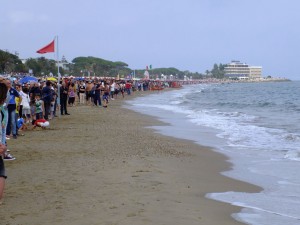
[1, 0, 299, 79]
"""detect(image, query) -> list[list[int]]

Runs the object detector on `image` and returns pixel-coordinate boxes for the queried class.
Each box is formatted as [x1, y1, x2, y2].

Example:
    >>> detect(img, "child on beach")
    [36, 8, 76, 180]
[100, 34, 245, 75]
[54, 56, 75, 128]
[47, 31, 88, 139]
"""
[17, 116, 28, 131]
[34, 94, 44, 120]
[31, 119, 50, 130]
[19, 85, 31, 124]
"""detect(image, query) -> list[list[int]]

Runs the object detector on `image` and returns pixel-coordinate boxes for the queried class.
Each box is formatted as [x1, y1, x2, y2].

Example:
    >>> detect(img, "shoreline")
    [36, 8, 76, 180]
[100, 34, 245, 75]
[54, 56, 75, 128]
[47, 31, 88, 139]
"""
[1, 90, 262, 225]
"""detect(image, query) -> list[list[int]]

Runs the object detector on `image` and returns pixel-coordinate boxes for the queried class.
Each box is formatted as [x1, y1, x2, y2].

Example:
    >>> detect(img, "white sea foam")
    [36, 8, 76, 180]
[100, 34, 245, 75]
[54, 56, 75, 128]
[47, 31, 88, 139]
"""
[208, 192, 300, 225]
[284, 150, 300, 161]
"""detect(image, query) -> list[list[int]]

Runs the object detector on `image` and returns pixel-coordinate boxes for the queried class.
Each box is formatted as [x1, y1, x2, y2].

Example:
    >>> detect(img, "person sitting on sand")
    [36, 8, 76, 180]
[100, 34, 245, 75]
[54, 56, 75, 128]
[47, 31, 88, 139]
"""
[17, 116, 28, 131]
[31, 119, 50, 130]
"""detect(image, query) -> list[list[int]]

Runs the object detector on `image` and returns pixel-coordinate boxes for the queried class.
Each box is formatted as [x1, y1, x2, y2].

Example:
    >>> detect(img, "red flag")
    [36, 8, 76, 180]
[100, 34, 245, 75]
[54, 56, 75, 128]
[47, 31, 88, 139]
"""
[36, 40, 55, 54]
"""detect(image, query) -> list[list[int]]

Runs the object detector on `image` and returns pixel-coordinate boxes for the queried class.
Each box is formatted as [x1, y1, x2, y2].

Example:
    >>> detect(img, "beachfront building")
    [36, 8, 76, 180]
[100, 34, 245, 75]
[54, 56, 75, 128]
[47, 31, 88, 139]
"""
[56, 55, 70, 71]
[224, 60, 262, 79]
[249, 66, 262, 79]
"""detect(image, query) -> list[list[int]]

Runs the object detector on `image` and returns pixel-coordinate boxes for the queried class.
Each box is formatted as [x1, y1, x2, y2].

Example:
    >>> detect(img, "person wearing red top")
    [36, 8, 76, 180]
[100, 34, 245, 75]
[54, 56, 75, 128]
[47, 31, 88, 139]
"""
[125, 81, 132, 95]
[32, 119, 50, 129]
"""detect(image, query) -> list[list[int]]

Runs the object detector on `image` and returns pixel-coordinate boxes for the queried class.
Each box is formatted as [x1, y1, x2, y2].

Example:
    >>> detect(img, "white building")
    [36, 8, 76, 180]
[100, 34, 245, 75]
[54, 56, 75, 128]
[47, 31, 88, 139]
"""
[249, 66, 262, 79]
[224, 60, 262, 79]
[56, 55, 70, 71]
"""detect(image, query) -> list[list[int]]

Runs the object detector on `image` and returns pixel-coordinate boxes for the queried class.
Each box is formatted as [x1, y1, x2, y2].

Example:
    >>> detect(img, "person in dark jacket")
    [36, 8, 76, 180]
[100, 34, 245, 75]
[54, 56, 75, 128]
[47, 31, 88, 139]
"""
[41, 81, 52, 120]
[59, 82, 70, 115]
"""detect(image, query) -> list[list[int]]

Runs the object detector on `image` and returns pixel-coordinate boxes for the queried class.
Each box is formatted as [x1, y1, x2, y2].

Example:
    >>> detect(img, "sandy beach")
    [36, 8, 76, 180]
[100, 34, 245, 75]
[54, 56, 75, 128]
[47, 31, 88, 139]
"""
[0, 91, 261, 225]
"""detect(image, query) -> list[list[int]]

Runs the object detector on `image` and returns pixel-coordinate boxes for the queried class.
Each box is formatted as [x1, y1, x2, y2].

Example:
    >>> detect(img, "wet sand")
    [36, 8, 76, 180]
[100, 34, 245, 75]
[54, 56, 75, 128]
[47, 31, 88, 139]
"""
[1, 91, 261, 225]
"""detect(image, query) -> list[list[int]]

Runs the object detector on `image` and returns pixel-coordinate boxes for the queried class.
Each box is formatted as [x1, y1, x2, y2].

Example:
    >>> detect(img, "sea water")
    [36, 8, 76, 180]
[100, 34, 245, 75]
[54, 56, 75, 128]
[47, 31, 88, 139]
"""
[126, 81, 300, 225]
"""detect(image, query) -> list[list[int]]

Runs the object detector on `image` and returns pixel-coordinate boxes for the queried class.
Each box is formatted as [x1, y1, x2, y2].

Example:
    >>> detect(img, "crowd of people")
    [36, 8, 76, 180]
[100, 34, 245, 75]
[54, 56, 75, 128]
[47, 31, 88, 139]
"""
[0, 75, 185, 202]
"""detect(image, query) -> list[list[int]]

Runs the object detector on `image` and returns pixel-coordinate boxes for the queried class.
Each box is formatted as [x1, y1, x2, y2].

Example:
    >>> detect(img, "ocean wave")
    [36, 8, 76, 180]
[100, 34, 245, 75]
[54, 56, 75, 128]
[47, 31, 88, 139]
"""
[129, 82, 300, 225]
[284, 133, 300, 142]
[185, 107, 299, 154]
[284, 150, 300, 161]
[131, 86, 300, 159]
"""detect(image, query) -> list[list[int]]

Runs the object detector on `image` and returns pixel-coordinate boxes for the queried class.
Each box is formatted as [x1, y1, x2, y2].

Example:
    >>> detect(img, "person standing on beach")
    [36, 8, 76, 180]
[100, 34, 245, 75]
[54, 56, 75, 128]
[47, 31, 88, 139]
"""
[78, 81, 85, 104]
[68, 83, 76, 106]
[60, 82, 70, 115]
[85, 80, 93, 105]
[119, 82, 125, 98]
[15, 84, 23, 118]
[29, 82, 41, 121]
[102, 82, 110, 108]
[125, 81, 132, 95]
[93, 80, 102, 107]
[34, 94, 44, 120]
[17, 84, 30, 123]
[0, 78, 15, 161]
[114, 83, 120, 99]
[5, 79, 21, 139]
[51, 83, 58, 117]
[0, 82, 8, 201]
[78, 81, 86, 104]
[110, 80, 116, 100]
[41, 81, 52, 120]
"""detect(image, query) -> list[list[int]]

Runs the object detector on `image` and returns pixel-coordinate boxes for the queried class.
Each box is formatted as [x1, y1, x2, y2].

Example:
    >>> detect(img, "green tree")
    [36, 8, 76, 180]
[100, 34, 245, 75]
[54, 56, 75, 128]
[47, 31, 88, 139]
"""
[0, 50, 25, 73]
[25, 58, 41, 74]
[71, 56, 129, 77]
[24, 57, 59, 76]
[210, 63, 225, 79]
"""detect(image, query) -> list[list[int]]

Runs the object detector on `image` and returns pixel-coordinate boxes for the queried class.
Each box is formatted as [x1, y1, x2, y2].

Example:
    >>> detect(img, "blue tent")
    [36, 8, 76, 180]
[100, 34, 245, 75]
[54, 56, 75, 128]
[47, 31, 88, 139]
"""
[19, 76, 38, 84]
[73, 77, 84, 81]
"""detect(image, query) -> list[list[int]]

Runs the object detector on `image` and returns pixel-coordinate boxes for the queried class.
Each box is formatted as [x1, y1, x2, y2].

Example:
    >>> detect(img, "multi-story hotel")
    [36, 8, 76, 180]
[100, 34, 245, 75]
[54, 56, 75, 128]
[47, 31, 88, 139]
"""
[224, 60, 262, 79]
[249, 66, 262, 79]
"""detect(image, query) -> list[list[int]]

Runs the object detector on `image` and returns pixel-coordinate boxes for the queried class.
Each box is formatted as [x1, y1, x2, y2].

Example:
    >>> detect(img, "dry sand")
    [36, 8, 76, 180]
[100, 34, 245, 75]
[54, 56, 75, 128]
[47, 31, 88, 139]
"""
[0, 91, 261, 225]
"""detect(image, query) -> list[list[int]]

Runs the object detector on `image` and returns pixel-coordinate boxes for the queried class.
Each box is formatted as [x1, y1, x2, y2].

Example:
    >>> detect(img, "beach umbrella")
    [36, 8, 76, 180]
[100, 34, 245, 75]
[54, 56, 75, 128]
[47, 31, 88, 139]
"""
[74, 77, 84, 81]
[47, 77, 57, 82]
[19, 76, 38, 84]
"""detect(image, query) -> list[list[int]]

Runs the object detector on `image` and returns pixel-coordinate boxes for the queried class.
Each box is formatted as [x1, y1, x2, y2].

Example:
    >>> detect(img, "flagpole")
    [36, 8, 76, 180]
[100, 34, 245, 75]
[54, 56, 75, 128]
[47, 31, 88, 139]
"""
[56, 35, 61, 118]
